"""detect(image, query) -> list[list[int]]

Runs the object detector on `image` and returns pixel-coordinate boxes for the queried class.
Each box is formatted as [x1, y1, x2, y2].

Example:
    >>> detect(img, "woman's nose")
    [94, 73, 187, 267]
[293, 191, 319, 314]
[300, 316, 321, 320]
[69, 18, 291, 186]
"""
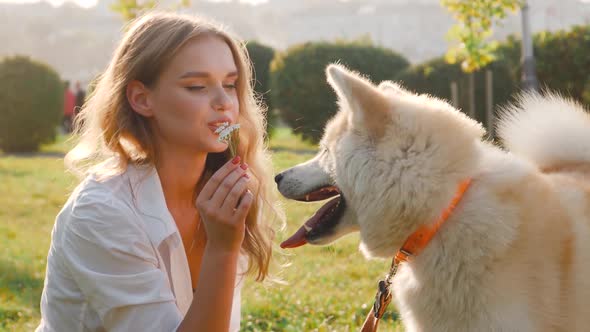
[212, 88, 233, 111]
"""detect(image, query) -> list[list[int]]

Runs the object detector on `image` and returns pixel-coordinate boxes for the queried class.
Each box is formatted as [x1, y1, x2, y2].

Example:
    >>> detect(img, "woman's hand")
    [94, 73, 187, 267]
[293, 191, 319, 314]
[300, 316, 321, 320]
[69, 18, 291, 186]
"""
[196, 156, 253, 253]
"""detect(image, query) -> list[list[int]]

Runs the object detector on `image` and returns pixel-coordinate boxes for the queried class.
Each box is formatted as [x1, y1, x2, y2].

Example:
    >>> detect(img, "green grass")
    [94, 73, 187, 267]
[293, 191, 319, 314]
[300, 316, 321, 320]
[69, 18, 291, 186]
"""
[267, 127, 317, 154]
[38, 134, 75, 155]
[0, 128, 402, 331]
[0, 156, 77, 331]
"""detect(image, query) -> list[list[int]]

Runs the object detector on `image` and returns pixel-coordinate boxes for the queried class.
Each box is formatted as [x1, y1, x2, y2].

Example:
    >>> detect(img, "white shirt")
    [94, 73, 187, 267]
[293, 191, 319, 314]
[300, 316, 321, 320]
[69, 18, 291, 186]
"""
[36, 163, 244, 332]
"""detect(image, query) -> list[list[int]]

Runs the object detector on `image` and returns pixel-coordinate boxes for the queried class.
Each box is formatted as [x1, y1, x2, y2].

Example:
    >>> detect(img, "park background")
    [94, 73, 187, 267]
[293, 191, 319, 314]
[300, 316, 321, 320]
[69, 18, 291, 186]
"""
[1, 0, 590, 330]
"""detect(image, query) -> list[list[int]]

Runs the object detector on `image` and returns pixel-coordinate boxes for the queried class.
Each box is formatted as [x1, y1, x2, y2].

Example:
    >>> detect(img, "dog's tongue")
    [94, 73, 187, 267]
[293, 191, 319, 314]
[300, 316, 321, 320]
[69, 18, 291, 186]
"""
[280, 196, 340, 249]
[280, 225, 308, 249]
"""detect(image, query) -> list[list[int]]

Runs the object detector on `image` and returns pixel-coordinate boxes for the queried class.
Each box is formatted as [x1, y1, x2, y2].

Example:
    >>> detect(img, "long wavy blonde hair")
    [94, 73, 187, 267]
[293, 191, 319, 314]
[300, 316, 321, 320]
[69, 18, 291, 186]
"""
[67, 11, 282, 281]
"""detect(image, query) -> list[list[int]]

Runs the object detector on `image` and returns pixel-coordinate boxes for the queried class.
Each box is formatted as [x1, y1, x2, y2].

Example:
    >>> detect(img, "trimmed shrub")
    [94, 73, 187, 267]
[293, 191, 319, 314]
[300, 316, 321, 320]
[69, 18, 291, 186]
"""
[270, 40, 410, 143]
[245, 41, 276, 137]
[395, 57, 517, 130]
[496, 25, 590, 105]
[0, 56, 63, 152]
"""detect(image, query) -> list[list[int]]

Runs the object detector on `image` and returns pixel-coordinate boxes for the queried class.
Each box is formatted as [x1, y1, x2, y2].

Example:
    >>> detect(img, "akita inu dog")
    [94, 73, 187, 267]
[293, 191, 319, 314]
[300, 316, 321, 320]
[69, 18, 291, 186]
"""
[275, 64, 590, 332]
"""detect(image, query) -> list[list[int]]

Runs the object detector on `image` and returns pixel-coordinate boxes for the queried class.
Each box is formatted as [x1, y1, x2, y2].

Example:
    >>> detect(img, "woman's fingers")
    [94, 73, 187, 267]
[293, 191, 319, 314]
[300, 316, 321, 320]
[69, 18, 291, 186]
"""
[234, 189, 254, 220]
[222, 175, 250, 211]
[198, 156, 241, 202]
[209, 163, 248, 208]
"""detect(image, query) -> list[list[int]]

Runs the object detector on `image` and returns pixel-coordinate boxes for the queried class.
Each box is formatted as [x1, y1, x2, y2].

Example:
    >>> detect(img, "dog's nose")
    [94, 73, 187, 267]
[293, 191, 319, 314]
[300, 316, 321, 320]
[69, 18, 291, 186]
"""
[274, 173, 283, 185]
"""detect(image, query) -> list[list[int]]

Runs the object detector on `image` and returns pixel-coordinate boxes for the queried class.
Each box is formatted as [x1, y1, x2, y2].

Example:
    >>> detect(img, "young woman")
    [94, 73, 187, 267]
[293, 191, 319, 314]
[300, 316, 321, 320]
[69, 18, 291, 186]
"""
[36, 11, 279, 332]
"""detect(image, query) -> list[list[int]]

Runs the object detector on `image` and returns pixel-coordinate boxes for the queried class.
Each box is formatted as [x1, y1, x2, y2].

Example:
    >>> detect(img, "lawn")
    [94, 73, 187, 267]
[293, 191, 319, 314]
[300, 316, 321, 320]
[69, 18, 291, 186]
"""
[0, 128, 402, 331]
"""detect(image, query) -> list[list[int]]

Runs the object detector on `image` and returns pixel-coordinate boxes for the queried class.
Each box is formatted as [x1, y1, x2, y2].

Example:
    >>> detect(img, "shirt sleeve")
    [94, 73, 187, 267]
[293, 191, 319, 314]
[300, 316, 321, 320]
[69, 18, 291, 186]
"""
[229, 254, 248, 332]
[60, 192, 183, 332]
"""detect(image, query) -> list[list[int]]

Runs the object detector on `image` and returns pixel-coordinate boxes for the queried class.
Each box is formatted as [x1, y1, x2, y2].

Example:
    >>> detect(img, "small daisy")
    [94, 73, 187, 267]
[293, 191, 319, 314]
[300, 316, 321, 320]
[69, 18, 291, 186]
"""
[216, 122, 240, 157]
[214, 122, 229, 134]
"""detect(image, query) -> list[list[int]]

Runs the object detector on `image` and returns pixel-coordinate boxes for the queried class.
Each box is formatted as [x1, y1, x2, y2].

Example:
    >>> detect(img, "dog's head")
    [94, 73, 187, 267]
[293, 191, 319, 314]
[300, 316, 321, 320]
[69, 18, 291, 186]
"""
[276, 64, 485, 258]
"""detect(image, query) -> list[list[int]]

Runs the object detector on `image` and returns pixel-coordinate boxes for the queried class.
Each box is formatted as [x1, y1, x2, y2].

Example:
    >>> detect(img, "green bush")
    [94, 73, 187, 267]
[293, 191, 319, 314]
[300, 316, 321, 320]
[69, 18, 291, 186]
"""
[0, 56, 63, 152]
[394, 57, 517, 131]
[245, 41, 276, 137]
[270, 40, 410, 143]
[534, 25, 590, 103]
[583, 79, 590, 106]
[494, 35, 521, 82]
[496, 25, 590, 105]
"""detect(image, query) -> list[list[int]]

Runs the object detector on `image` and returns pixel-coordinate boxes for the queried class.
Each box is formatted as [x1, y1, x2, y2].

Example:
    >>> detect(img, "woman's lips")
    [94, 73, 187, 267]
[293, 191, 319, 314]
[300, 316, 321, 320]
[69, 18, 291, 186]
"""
[208, 124, 222, 133]
[208, 121, 231, 134]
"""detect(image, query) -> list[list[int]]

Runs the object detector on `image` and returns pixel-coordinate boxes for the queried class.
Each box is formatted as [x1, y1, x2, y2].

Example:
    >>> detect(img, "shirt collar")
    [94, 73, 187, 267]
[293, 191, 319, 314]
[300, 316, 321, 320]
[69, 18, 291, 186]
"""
[126, 163, 179, 247]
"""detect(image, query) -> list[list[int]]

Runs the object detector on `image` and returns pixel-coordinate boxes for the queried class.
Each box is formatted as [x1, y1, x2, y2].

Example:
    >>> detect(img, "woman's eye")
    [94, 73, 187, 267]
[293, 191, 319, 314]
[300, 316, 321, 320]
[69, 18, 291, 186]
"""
[186, 86, 205, 91]
[223, 83, 237, 89]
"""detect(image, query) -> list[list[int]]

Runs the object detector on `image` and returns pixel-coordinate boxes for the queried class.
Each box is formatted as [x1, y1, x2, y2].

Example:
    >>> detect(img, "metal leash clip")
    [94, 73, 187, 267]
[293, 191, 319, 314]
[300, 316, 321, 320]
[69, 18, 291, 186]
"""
[372, 256, 402, 319]
[372, 279, 392, 318]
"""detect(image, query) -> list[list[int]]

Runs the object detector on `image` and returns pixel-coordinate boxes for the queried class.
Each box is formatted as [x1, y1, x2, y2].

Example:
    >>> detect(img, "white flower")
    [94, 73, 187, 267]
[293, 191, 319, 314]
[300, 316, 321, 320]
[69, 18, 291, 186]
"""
[214, 122, 230, 134]
[217, 124, 240, 143]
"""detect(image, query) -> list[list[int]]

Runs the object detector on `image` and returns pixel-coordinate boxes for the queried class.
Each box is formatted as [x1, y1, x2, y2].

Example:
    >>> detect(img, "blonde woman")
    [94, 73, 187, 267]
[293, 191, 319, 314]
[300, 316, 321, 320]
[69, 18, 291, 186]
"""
[36, 11, 279, 332]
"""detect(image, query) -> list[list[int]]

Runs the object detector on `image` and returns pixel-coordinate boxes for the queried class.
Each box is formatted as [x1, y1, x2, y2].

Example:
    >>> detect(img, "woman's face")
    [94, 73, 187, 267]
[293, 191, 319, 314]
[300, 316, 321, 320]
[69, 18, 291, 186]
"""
[147, 34, 240, 154]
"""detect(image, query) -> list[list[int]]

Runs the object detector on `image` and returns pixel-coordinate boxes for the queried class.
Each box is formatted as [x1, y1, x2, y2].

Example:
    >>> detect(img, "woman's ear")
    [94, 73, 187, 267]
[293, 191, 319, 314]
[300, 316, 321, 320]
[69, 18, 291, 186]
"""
[126, 80, 154, 117]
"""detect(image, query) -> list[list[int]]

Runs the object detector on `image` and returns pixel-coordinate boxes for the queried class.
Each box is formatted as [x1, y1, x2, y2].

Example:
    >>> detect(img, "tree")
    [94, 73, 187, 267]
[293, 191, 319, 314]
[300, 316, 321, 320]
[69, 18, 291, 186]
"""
[111, 0, 190, 21]
[441, 0, 522, 73]
[440, 0, 523, 125]
[111, 0, 156, 21]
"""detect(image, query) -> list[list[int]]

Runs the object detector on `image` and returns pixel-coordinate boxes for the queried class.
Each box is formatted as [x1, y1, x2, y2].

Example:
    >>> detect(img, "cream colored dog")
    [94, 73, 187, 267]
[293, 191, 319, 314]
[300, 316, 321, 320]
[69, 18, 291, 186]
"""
[275, 63, 590, 331]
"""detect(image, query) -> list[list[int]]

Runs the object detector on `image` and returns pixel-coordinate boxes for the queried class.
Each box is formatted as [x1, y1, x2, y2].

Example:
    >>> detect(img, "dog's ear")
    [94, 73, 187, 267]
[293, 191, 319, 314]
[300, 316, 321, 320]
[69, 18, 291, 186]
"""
[326, 64, 391, 140]
[378, 81, 408, 95]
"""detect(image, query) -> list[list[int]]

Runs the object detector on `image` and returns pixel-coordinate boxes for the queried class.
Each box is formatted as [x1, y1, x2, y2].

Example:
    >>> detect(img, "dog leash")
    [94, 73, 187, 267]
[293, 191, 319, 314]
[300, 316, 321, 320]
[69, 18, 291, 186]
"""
[360, 178, 473, 332]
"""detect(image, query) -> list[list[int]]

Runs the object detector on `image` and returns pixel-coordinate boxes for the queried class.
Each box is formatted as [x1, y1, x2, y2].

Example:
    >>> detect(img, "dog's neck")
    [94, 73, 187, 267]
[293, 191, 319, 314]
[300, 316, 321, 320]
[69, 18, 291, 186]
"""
[391, 148, 524, 331]
[394, 178, 473, 262]
[361, 178, 474, 330]
[358, 170, 479, 258]
[357, 139, 485, 258]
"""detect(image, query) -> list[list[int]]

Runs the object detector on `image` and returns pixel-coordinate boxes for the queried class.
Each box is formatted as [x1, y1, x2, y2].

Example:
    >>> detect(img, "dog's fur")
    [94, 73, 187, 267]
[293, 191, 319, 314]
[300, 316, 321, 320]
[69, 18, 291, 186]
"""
[276, 64, 590, 331]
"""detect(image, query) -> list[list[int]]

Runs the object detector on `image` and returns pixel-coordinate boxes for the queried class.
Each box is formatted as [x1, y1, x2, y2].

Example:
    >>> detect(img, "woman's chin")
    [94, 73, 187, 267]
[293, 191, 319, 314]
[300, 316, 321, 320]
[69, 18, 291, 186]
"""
[209, 141, 229, 154]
